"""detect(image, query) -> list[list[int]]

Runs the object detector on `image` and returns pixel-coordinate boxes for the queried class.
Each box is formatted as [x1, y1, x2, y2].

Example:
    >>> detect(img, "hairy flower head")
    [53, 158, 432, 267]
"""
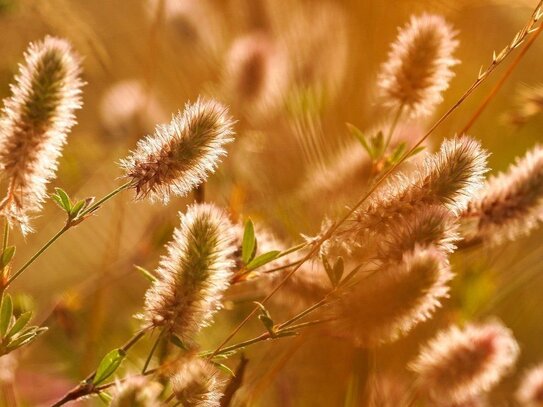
[411, 321, 519, 403]
[0, 36, 83, 232]
[121, 98, 235, 203]
[171, 356, 224, 407]
[517, 364, 543, 406]
[378, 13, 459, 118]
[331, 246, 452, 347]
[142, 204, 236, 343]
[463, 145, 543, 246]
[111, 377, 161, 407]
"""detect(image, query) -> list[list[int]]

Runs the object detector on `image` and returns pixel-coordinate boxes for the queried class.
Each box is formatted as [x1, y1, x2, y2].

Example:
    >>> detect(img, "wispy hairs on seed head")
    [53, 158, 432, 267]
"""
[142, 203, 236, 344]
[171, 356, 224, 407]
[411, 321, 519, 404]
[0, 36, 83, 233]
[378, 13, 459, 118]
[120, 98, 235, 203]
[463, 145, 543, 246]
[332, 246, 452, 347]
[328, 136, 487, 254]
[516, 364, 543, 406]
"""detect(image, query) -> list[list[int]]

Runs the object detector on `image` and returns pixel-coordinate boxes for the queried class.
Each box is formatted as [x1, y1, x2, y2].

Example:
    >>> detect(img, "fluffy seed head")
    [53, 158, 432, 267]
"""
[99, 79, 166, 140]
[377, 205, 458, 263]
[517, 364, 543, 406]
[504, 83, 543, 127]
[331, 246, 452, 347]
[171, 356, 223, 407]
[463, 145, 543, 246]
[111, 377, 161, 407]
[0, 36, 83, 232]
[378, 13, 459, 118]
[141, 204, 236, 343]
[223, 32, 287, 119]
[120, 98, 235, 203]
[411, 321, 519, 403]
[325, 136, 487, 256]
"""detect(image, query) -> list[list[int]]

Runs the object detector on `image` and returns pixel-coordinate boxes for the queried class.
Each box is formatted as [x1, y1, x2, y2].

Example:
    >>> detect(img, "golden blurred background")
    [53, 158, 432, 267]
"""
[1, 0, 543, 405]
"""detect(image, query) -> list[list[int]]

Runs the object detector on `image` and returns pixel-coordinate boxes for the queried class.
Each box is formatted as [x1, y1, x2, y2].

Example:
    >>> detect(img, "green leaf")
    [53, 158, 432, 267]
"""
[347, 123, 373, 158]
[93, 348, 126, 385]
[387, 142, 407, 165]
[134, 265, 157, 282]
[370, 131, 385, 158]
[0, 295, 13, 337]
[6, 326, 47, 351]
[213, 362, 235, 377]
[241, 219, 257, 264]
[0, 246, 16, 268]
[332, 257, 344, 287]
[97, 392, 113, 404]
[53, 188, 72, 212]
[69, 200, 86, 218]
[247, 251, 280, 271]
[7, 311, 32, 338]
[407, 146, 426, 158]
[170, 334, 188, 350]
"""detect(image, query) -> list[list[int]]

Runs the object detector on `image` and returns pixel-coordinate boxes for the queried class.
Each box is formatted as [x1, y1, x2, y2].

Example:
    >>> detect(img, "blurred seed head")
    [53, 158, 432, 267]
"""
[171, 356, 224, 407]
[378, 14, 459, 118]
[111, 377, 162, 407]
[99, 79, 166, 140]
[0, 36, 83, 233]
[463, 145, 543, 246]
[517, 364, 543, 407]
[411, 321, 519, 404]
[141, 204, 236, 344]
[222, 32, 288, 120]
[121, 98, 235, 203]
[504, 83, 543, 127]
[331, 246, 452, 347]
[378, 205, 459, 263]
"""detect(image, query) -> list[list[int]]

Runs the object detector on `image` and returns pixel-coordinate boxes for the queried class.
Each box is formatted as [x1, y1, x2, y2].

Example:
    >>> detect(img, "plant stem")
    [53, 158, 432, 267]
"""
[383, 104, 403, 153]
[51, 328, 149, 407]
[3, 182, 132, 290]
[142, 329, 164, 374]
[4, 224, 69, 289]
[460, 23, 543, 134]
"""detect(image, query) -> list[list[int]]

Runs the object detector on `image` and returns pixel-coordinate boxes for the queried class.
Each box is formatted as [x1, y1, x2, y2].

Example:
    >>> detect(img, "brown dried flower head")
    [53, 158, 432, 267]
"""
[411, 321, 519, 404]
[517, 364, 543, 407]
[171, 356, 224, 407]
[142, 203, 236, 343]
[463, 145, 543, 246]
[504, 83, 543, 127]
[0, 36, 83, 233]
[332, 246, 452, 347]
[378, 13, 459, 118]
[111, 377, 162, 407]
[121, 98, 235, 203]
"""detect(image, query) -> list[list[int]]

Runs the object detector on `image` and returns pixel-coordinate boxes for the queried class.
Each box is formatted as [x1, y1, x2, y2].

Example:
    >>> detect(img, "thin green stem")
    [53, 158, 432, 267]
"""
[142, 329, 164, 374]
[383, 104, 404, 154]
[5, 224, 69, 289]
[3, 182, 132, 290]
[80, 181, 133, 218]
[2, 218, 9, 254]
